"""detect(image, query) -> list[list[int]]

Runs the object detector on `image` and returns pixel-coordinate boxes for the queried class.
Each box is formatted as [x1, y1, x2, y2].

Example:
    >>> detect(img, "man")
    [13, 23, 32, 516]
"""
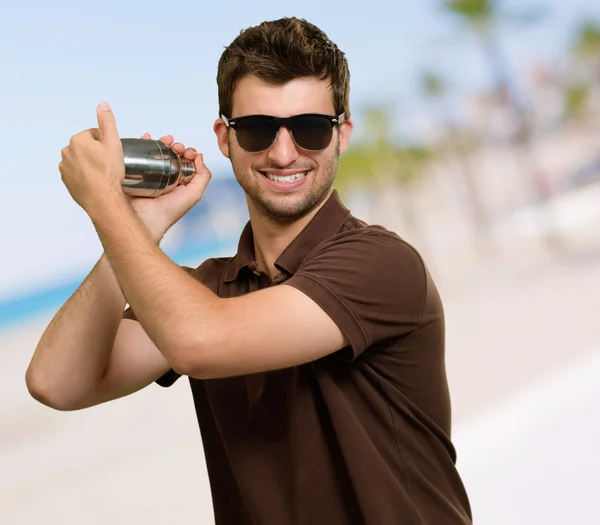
[26, 17, 472, 525]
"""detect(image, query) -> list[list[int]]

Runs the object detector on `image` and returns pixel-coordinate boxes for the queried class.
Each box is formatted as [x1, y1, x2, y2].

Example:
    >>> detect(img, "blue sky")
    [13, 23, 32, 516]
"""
[1, 0, 599, 296]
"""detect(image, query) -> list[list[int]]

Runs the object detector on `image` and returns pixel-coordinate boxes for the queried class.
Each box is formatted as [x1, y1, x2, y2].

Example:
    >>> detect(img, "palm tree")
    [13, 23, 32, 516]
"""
[440, 0, 545, 110]
[335, 106, 435, 257]
[419, 71, 491, 250]
[573, 20, 600, 67]
[336, 108, 428, 188]
[565, 20, 600, 124]
[563, 84, 591, 124]
[440, 0, 563, 250]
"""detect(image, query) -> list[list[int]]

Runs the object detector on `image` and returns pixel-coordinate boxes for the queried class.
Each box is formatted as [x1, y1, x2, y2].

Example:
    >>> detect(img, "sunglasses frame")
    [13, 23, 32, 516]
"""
[221, 112, 346, 152]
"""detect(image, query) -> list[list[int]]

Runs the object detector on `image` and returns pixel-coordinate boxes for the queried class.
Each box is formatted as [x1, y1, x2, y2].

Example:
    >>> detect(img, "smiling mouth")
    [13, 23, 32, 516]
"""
[259, 170, 309, 183]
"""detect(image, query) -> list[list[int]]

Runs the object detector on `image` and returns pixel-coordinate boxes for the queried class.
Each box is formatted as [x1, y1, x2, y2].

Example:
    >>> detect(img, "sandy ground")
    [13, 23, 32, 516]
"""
[1, 240, 599, 524]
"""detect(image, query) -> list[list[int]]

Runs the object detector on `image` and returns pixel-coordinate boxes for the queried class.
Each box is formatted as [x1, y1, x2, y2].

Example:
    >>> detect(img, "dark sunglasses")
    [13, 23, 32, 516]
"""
[221, 113, 345, 153]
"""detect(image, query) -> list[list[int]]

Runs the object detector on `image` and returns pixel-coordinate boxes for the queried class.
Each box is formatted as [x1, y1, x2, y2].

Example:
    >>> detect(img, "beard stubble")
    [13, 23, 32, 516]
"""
[229, 135, 341, 222]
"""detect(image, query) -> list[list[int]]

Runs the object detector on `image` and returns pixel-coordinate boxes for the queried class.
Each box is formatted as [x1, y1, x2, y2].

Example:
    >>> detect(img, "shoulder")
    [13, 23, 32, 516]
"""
[302, 219, 427, 284]
[295, 214, 429, 302]
[287, 220, 432, 356]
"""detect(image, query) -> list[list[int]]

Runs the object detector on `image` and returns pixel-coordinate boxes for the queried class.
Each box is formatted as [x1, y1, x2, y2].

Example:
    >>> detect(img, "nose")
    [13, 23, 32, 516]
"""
[266, 127, 300, 166]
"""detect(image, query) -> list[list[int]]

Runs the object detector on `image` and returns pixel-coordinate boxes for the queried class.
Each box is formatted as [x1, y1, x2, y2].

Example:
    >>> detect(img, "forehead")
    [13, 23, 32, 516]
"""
[231, 75, 335, 117]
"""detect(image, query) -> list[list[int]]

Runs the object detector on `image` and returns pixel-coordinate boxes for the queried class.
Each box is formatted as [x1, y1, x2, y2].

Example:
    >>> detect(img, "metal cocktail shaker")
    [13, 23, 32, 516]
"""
[120, 138, 196, 197]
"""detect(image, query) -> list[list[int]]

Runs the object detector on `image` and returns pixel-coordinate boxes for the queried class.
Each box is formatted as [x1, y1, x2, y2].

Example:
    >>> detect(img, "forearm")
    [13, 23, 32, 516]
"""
[89, 195, 219, 371]
[26, 254, 127, 408]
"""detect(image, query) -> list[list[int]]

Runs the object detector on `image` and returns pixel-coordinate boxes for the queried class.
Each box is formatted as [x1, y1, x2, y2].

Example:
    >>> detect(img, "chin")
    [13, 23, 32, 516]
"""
[256, 195, 314, 220]
[254, 189, 330, 221]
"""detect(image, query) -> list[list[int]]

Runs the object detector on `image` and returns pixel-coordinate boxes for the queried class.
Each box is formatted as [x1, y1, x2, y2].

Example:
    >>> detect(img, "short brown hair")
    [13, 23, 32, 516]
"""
[216, 17, 350, 119]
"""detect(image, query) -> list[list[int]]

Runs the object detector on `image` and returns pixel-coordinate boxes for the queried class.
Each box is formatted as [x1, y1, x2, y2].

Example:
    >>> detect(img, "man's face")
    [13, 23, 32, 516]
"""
[215, 75, 352, 221]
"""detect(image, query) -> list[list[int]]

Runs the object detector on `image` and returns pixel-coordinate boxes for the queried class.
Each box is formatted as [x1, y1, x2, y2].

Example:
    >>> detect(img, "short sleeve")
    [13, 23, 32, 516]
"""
[285, 230, 427, 360]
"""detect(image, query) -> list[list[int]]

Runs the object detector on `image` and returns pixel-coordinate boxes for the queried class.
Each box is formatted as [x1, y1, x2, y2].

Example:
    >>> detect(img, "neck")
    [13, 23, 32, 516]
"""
[247, 191, 332, 280]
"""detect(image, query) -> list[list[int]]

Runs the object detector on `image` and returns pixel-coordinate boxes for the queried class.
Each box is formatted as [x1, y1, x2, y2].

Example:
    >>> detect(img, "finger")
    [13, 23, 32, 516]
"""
[193, 153, 211, 183]
[172, 142, 185, 154]
[181, 156, 211, 202]
[183, 147, 198, 160]
[96, 102, 120, 145]
[156, 155, 211, 211]
[159, 135, 174, 146]
[140, 132, 151, 139]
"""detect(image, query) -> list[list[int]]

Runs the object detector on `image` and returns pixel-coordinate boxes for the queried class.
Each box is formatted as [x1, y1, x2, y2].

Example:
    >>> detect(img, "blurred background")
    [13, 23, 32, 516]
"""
[1, 0, 599, 523]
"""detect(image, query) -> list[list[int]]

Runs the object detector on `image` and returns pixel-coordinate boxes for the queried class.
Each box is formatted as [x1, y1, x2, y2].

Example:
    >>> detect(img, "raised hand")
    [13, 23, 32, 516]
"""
[129, 132, 211, 242]
[59, 103, 211, 243]
[59, 102, 125, 210]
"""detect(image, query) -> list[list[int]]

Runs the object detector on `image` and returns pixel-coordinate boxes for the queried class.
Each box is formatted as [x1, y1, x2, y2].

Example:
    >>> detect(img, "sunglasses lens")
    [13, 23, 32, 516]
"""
[235, 117, 278, 152]
[291, 116, 333, 151]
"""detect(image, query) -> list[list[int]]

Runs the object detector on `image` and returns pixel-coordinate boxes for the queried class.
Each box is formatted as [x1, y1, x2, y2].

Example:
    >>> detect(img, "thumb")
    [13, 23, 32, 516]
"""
[96, 102, 120, 144]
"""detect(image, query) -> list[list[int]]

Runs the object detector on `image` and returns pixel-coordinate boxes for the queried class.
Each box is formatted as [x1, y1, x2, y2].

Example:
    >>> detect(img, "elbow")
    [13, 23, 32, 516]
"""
[25, 367, 80, 412]
[167, 336, 213, 380]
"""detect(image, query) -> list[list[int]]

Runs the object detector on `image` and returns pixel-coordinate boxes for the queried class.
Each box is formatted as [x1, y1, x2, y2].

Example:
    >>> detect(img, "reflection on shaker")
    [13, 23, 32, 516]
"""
[120, 138, 196, 197]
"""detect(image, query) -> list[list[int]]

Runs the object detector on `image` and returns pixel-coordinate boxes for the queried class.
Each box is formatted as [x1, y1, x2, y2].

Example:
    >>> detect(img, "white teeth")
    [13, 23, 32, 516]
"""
[265, 171, 307, 183]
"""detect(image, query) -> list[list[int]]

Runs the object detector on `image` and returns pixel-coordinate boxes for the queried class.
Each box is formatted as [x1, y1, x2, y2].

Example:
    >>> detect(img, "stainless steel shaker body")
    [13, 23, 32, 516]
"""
[121, 138, 196, 197]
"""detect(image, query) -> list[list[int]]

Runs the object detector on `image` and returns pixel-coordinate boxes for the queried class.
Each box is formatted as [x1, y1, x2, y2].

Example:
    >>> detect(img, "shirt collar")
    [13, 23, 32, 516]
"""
[223, 190, 351, 283]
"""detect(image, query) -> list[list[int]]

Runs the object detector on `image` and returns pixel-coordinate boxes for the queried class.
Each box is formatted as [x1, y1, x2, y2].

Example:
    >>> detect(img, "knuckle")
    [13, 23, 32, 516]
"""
[71, 133, 84, 145]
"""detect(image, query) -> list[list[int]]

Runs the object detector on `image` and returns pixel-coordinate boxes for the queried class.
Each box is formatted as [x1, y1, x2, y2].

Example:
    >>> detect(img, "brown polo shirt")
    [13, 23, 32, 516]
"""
[124, 190, 472, 524]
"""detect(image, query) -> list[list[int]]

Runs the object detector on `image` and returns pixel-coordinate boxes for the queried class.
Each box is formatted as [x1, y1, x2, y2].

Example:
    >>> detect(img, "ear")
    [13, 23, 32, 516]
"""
[214, 118, 230, 159]
[338, 118, 353, 156]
